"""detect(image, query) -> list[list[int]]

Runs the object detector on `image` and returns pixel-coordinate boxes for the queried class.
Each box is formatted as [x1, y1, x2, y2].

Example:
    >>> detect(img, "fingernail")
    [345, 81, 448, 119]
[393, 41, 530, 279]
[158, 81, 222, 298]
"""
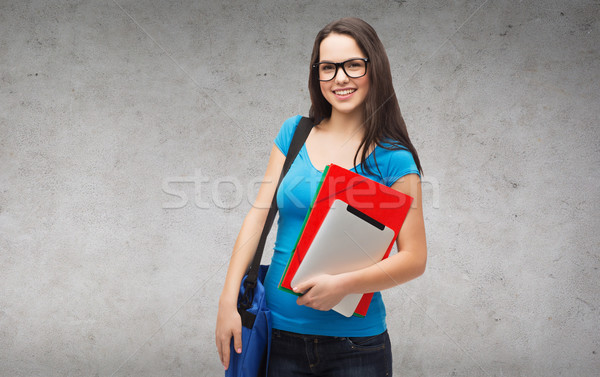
[237, 348, 242, 353]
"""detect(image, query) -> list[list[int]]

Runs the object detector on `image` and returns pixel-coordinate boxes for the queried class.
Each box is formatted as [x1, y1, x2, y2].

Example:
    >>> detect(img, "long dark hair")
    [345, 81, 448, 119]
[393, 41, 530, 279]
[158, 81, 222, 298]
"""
[308, 17, 423, 175]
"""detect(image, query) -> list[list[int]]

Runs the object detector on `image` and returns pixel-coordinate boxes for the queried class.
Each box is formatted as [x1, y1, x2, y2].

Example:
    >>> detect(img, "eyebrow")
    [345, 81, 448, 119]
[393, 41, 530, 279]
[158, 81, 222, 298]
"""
[317, 57, 366, 63]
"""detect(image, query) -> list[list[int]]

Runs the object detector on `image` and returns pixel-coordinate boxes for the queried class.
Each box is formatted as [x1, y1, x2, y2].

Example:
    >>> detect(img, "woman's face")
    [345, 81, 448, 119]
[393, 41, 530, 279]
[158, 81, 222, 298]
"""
[318, 33, 370, 118]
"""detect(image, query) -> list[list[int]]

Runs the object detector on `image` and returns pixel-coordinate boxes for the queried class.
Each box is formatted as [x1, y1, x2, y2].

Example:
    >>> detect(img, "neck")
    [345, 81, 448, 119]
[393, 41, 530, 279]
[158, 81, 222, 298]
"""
[322, 108, 366, 138]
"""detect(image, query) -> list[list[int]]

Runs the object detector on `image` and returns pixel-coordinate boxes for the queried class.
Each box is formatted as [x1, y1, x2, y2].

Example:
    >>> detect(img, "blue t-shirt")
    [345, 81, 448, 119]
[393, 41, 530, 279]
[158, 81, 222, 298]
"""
[263, 115, 420, 337]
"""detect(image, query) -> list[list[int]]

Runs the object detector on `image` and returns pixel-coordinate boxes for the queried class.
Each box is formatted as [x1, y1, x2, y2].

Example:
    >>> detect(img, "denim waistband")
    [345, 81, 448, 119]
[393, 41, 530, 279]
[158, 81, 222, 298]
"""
[272, 328, 347, 340]
[272, 328, 387, 340]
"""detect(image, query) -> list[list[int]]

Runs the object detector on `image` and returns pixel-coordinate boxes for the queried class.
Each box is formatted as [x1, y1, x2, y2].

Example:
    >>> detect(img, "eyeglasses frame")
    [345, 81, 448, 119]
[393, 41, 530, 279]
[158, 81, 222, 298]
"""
[312, 58, 369, 82]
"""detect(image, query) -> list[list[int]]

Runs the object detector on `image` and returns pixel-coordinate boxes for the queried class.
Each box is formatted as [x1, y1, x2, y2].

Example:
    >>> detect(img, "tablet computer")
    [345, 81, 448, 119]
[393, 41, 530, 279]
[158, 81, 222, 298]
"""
[291, 199, 396, 317]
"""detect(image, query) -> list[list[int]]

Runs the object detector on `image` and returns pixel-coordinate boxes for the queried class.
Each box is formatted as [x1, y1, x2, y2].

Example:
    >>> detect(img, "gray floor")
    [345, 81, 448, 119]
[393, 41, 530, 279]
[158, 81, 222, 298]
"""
[1, 1, 599, 376]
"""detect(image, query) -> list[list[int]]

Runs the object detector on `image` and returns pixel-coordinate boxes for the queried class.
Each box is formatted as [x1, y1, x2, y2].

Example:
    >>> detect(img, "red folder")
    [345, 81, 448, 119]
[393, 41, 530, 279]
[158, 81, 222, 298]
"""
[279, 163, 414, 317]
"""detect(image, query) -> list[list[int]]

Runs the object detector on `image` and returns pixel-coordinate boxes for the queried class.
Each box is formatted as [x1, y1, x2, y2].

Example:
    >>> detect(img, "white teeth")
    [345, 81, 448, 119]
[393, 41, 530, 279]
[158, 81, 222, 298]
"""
[334, 89, 356, 95]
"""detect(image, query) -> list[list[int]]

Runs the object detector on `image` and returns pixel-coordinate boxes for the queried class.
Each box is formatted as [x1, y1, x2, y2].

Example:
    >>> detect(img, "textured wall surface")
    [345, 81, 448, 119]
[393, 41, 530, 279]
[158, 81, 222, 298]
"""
[1, 0, 598, 376]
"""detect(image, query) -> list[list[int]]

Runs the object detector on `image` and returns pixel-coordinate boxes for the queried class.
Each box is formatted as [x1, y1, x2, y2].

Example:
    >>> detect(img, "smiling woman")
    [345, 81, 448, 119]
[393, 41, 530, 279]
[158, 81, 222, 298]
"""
[216, 17, 427, 377]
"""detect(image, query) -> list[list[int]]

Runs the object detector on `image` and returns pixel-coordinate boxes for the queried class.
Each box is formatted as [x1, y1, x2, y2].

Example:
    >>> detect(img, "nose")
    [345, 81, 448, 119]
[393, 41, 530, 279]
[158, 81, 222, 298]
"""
[334, 66, 349, 83]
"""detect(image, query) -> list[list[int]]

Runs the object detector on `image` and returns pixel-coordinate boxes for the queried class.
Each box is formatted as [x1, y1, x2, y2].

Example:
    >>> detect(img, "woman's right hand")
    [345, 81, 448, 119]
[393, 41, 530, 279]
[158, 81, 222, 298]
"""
[214, 144, 286, 370]
[215, 303, 242, 370]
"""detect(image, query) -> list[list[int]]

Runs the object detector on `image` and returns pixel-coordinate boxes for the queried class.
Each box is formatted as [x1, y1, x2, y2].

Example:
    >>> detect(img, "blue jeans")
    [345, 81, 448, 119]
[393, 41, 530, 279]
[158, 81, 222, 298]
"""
[267, 329, 392, 377]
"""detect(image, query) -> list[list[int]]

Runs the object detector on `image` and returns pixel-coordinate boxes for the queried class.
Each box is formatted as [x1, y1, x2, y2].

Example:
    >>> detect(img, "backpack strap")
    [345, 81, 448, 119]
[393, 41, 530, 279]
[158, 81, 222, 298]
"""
[243, 117, 313, 289]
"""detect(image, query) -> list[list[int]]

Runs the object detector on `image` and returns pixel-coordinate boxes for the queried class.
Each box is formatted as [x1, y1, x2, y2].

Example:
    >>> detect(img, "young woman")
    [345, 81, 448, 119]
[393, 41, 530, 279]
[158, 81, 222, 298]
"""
[216, 18, 427, 376]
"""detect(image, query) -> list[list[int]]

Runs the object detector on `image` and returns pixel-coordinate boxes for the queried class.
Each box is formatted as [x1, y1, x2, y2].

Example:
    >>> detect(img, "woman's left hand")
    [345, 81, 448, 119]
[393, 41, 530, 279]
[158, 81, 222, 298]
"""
[293, 274, 348, 311]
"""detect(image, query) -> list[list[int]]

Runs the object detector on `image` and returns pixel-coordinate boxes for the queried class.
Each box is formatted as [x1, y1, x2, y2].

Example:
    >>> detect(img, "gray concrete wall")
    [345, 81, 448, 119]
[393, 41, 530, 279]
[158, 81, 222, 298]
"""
[1, 0, 598, 376]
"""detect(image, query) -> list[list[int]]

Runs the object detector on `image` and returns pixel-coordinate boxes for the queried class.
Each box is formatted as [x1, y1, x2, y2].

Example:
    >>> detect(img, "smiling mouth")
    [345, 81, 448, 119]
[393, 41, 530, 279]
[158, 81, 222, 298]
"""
[334, 89, 356, 96]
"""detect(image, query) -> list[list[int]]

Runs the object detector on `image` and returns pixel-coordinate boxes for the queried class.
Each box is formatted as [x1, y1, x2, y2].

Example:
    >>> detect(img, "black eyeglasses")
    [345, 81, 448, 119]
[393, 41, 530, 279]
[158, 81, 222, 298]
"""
[312, 58, 369, 82]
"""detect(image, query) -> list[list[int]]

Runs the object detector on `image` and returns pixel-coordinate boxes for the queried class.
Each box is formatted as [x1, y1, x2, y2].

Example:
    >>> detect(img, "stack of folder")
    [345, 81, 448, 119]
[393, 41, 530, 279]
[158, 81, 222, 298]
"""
[279, 164, 413, 317]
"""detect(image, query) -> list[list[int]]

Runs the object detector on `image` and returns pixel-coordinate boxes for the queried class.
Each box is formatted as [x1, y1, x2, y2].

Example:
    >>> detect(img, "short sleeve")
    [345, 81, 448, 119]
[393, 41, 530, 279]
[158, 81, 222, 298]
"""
[380, 147, 421, 187]
[274, 115, 303, 156]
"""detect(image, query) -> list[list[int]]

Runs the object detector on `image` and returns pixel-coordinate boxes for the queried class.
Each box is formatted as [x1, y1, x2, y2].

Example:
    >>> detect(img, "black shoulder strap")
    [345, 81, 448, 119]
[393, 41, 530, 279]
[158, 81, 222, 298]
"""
[244, 117, 313, 288]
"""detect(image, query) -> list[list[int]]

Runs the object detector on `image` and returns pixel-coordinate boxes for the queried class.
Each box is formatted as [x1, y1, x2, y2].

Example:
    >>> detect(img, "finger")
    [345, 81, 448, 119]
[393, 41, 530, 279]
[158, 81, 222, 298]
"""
[219, 335, 230, 369]
[292, 282, 306, 294]
[297, 292, 310, 306]
[215, 336, 223, 365]
[233, 327, 243, 355]
[293, 280, 313, 294]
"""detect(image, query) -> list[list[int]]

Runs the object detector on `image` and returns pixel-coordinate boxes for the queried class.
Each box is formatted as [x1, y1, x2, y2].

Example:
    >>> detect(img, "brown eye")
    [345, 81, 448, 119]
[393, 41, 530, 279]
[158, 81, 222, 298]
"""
[320, 63, 335, 72]
[345, 60, 365, 72]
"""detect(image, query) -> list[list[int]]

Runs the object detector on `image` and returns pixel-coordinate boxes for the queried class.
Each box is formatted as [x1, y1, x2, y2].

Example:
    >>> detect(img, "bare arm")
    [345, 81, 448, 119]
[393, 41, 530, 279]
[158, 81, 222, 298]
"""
[294, 173, 427, 310]
[215, 144, 285, 369]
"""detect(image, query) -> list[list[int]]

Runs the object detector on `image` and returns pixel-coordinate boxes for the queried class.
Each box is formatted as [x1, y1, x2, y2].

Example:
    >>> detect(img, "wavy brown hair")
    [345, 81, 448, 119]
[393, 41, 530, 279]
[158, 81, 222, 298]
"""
[308, 17, 423, 175]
